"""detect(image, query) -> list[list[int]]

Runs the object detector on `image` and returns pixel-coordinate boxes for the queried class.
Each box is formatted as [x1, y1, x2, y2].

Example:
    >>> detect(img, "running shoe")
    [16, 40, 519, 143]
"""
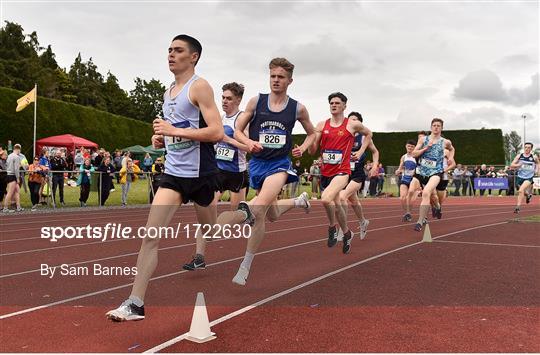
[402, 213, 412, 222]
[434, 207, 442, 220]
[359, 219, 370, 240]
[183, 255, 206, 271]
[238, 201, 255, 226]
[327, 225, 338, 247]
[232, 266, 250, 286]
[342, 231, 353, 254]
[526, 194, 532, 204]
[514, 207, 520, 214]
[414, 223, 423, 232]
[106, 299, 145, 322]
[2, 208, 14, 213]
[15, 207, 24, 212]
[336, 228, 344, 241]
[296, 192, 311, 213]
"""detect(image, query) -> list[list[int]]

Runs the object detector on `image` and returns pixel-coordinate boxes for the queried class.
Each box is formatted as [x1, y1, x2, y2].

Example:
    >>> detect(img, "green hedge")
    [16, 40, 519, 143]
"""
[1, 85, 504, 167]
[291, 128, 505, 168]
[0, 86, 153, 157]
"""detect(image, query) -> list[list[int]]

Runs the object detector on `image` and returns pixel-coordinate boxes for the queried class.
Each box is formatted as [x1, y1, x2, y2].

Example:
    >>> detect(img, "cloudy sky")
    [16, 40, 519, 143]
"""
[2, 1, 539, 144]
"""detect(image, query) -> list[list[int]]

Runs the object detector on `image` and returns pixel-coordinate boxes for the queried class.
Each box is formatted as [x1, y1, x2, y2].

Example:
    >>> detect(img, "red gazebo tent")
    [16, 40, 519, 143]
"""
[36, 134, 98, 156]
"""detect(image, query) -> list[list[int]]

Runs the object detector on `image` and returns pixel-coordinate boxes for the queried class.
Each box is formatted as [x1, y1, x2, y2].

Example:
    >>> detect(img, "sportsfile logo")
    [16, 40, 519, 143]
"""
[40, 223, 252, 242]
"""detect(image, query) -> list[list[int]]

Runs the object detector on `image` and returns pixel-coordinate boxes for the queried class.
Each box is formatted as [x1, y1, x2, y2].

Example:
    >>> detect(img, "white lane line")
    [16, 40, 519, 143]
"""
[434, 240, 540, 248]
[1, 206, 524, 272]
[0, 211, 512, 320]
[143, 220, 508, 353]
[0, 207, 529, 320]
[0, 205, 401, 240]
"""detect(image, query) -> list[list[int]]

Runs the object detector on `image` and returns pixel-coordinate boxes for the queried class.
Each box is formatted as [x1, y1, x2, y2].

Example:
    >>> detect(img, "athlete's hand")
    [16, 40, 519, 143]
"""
[153, 119, 176, 136]
[151, 135, 164, 149]
[292, 144, 303, 158]
[351, 152, 361, 161]
[369, 164, 378, 178]
[247, 139, 263, 153]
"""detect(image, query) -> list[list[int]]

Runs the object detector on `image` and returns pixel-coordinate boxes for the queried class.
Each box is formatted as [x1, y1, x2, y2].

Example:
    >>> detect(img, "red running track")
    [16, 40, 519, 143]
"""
[0, 197, 538, 352]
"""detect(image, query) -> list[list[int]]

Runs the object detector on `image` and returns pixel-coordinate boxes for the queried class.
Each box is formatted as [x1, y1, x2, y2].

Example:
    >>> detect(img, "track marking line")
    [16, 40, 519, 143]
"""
[433, 240, 540, 248]
[0, 210, 533, 320]
[1, 207, 530, 275]
[143, 220, 508, 353]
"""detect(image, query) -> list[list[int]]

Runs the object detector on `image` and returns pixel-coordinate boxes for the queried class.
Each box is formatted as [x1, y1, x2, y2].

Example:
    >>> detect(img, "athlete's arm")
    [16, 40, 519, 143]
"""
[444, 149, 456, 171]
[395, 154, 405, 175]
[308, 121, 324, 156]
[510, 153, 522, 169]
[293, 103, 316, 158]
[412, 136, 432, 158]
[349, 119, 373, 160]
[221, 135, 249, 152]
[444, 139, 455, 167]
[234, 96, 262, 153]
[153, 79, 224, 143]
[368, 141, 380, 178]
[535, 155, 540, 175]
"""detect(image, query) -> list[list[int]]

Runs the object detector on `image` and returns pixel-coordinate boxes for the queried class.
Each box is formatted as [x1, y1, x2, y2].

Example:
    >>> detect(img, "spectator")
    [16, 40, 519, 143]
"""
[150, 157, 165, 203]
[50, 149, 68, 207]
[65, 149, 74, 178]
[506, 166, 516, 196]
[452, 164, 464, 196]
[113, 150, 123, 183]
[309, 159, 321, 200]
[28, 157, 45, 210]
[496, 168, 508, 196]
[486, 166, 497, 196]
[462, 165, 473, 196]
[3, 144, 23, 212]
[74, 149, 84, 170]
[77, 158, 94, 207]
[289, 160, 301, 198]
[38, 149, 51, 204]
[98, 156, 115, 206]
[94, 149, 104, 167]
[0, 149, 7, 204]
[377, 163, 385, 194]
[368, 162, 378, 197]
[477, 164, 488, 196]
[142, 153, 153, 179]
[119, 158, 141, 207]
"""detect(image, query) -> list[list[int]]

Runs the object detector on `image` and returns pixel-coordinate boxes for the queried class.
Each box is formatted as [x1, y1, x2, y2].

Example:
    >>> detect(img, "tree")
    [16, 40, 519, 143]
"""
[503, 131, 522, 163]
[128, 77, 165, 122]
[102, 72, 131, 116]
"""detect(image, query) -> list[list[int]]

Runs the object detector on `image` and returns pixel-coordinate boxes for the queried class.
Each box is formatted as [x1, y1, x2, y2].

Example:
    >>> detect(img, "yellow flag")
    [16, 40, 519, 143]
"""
[16, 87, 36, 112]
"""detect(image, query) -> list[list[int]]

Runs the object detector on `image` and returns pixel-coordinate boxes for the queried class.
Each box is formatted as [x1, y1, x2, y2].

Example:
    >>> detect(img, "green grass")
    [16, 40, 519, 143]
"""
[518, 215, 540, 222]
[13, 174, 517, 209]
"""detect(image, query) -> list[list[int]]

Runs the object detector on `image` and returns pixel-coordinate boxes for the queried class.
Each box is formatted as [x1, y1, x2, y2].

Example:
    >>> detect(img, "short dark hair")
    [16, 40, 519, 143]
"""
[269, 58, 294, 77]
[418, 130, 429, 136]
[347, 111, 363, 122]
[222, 82, 245, 99]
[524, 142, 534, 148]
[172, 34, 202, 66]
[328, 92, 347, 103]
[431, 118, 444, 126]
[406, 139, 416, 146]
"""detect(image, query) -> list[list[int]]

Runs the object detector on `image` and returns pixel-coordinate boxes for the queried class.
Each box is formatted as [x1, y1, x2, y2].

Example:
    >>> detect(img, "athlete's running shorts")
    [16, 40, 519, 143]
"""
[516, 176, 534, 188]
[414, 173, 444, 188]
[216, 169, 249, 193]
[159, 173, 217, 207]
[321, 173, 349, 191]
[249, 156, 298, 190]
